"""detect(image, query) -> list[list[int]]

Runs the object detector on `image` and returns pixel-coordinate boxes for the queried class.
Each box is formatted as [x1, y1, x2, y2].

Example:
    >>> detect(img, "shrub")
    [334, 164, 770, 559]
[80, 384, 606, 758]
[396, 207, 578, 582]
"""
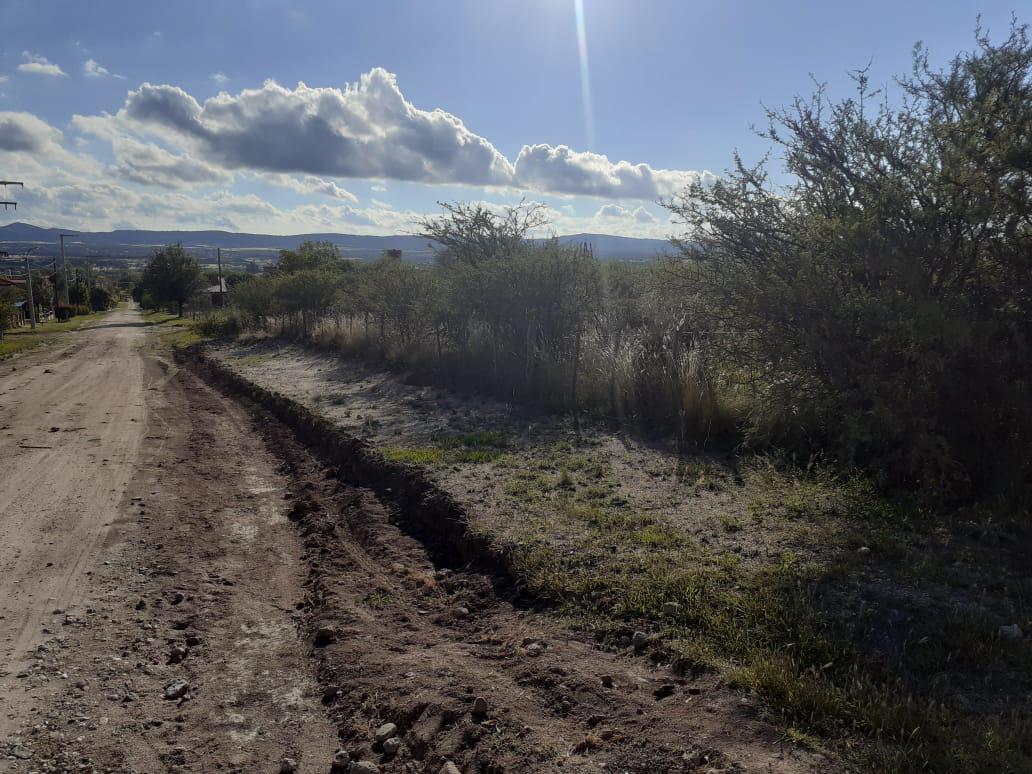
[89, 286, 113, 311]
[665, 24, 1032, 500]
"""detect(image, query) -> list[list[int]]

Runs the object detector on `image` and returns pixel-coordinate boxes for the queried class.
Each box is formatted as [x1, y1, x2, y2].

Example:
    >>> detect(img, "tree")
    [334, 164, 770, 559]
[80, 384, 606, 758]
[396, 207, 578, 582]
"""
[0, 298, 15, 342]
[143, 244, 204, 317]
[664, 23, 1032, 498]
[275, 241, 344, 274]
[89, 286, 113, 311]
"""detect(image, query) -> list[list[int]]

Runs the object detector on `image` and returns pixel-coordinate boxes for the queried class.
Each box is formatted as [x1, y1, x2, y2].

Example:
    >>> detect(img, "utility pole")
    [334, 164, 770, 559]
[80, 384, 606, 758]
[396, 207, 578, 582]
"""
[0, 180, 23, 210]
[59, 233, 75, 306]
[24, 252, 36, 330]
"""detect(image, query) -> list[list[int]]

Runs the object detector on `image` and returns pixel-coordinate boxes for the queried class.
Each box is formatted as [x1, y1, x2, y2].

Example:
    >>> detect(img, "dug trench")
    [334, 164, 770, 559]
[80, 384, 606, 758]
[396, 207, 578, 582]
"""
[176, 347, 839, 773]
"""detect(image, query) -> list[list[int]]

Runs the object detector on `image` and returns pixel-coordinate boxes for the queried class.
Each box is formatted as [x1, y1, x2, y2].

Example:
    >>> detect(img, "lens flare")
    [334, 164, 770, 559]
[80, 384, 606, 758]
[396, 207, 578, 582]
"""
[573, 0, 595, 149]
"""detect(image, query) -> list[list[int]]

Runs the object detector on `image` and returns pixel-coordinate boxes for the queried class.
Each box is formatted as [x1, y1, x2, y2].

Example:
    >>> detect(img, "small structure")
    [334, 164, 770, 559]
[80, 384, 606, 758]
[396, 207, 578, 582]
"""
[206, 278, 228, 307]
[13, 300, 29, 326]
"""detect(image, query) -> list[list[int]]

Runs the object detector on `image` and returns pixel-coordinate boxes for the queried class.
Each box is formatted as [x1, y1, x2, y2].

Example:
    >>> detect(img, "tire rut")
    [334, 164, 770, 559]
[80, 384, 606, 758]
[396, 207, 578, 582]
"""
[198, 353, 836, 774]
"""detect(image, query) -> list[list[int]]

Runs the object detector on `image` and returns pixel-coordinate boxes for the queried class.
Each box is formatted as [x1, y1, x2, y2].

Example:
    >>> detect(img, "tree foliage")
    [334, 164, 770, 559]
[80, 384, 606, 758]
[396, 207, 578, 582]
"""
[665, 23, 1032, 497]
[143, 243, 204, 317]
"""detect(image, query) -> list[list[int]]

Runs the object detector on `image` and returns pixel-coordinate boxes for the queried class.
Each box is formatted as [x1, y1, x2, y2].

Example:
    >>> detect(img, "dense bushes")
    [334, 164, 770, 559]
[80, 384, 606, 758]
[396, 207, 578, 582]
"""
[665, 24, 1032, 499]
[221, 27, 1032, 501]
[230, 231, 729, 447]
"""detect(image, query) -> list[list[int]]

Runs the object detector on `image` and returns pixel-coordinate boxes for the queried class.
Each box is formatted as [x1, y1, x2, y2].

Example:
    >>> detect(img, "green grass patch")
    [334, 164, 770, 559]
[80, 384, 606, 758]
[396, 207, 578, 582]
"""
[0, 309, 113, 359]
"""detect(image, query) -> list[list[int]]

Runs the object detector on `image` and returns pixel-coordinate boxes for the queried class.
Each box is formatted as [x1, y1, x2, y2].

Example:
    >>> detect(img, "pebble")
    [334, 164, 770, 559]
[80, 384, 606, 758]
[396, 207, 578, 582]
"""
[280, 758, 298, 773]
[382, 736, 401, 756]
[471, 696, 488, 716]
[857, 546, 871, 554]
[662, 601, 680, 617]
[350, 762, 379, 774]
[373, 722, 397, 743]
[453, 606, 469, 619]
[162, 678, 189, 700]
[330, 749, 350, 771]
[632, 631, 649, 650]
[440, 762, 461, 774]
[525, 642, 543, 657]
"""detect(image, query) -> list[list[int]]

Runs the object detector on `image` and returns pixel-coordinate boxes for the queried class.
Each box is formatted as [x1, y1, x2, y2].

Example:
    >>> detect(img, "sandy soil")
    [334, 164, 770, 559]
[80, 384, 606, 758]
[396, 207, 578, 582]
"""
[0, 310, 336, 772]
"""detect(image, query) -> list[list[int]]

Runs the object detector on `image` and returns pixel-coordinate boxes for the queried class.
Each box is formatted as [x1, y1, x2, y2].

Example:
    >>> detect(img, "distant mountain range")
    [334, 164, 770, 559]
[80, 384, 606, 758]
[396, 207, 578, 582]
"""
[0, 222, 672, 265]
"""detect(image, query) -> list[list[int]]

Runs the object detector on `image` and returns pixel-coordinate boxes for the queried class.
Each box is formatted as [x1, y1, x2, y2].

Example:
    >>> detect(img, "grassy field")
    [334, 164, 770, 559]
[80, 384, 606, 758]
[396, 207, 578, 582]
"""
[0, 308, 114, 359]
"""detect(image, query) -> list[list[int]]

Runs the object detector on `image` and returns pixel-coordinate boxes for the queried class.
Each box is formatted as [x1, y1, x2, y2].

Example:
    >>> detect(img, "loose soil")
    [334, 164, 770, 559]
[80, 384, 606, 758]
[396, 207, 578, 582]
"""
[0, 311, 840, 772]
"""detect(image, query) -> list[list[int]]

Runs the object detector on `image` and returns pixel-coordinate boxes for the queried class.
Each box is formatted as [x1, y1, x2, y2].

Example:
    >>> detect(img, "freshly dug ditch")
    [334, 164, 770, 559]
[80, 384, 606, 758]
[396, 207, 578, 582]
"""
[178, 346, 840, 773]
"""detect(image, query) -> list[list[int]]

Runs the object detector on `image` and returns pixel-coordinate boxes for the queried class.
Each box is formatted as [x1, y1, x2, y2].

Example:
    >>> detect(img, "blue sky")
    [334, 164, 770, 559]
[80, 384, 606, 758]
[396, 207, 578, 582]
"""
[0, 0, 1022, 236]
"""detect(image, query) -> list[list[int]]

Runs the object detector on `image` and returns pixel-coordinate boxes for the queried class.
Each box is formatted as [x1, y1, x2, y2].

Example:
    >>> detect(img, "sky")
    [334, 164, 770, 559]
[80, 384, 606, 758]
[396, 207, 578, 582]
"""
[0, 0, 1022, 238]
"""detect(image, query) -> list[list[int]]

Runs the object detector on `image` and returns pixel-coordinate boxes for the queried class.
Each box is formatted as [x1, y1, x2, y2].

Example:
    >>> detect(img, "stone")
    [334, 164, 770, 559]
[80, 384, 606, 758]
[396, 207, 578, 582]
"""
[373, 722, 397, 743]
[382, 736, 401, 756]
[857, 546, 871, 554]
[525, 642, 544, 657]
[349, 762, 379, 774]
[632, 631, 649, 650]
[453, 606, 470, 619]
[330, 749, 350, 771]
[440, 763, 462, 774]
[471, 696, 488, 716]
[168, 644, 188, 664]
[600, 675, 614, 689]
[279, 758, 298, 773]
[662, 601, 680, 617]
[999, 623, 1023, 640]
[162, 678, 189, 700]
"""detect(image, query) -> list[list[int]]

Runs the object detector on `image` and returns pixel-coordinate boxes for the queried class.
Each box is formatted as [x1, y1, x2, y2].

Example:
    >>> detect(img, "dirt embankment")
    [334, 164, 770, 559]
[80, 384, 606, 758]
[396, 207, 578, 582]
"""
[177, 346, 839, 773]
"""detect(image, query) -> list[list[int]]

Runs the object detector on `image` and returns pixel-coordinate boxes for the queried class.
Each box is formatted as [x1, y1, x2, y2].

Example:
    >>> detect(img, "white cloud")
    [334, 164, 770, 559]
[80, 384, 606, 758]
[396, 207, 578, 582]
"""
[115, 69, 515, 187]
[92, 68, 710, 201]
[110, 135, 232, 188]
[210, 72, 229, 85]
[261, 173, 358, 202]
[595, 203, 658, 224]
[0, 75, 8, 85]
[0, 111, 64, 153]
[83, 59, 124, 79]
[17, 52, 67, 77]
[516, 145, 716, 199]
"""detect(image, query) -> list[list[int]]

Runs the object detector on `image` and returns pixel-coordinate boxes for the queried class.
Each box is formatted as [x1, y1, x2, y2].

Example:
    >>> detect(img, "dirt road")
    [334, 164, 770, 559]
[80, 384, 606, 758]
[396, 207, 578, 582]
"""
[0, 309, 337, 771]
[0, 311, 837, 772]
[0, 308, 147, 732]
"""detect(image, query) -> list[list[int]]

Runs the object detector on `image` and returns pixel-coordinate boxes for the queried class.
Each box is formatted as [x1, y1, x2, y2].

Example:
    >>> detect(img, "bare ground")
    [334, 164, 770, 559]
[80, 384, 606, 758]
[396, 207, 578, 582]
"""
[0, 314, 840, 772]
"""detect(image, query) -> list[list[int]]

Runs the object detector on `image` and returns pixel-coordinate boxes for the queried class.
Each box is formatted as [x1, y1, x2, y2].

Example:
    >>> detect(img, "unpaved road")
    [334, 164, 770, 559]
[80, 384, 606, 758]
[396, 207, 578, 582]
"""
[0, 308, 147, 728]
[0, 309, 838, 773]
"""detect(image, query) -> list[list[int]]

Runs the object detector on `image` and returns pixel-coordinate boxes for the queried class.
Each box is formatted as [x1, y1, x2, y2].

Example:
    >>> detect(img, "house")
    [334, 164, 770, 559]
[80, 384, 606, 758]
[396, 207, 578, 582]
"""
[206, 278, 228, 307]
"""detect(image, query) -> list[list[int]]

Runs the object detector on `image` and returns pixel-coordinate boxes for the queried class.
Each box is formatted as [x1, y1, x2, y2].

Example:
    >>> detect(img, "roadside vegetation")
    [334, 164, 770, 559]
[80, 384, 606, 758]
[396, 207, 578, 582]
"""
[158, 25, 1032, 771]
[0, 265, 118, 358]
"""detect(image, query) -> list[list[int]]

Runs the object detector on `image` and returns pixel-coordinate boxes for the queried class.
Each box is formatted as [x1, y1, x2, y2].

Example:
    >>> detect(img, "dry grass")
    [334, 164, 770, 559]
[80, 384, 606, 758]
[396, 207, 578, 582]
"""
[208, 339, 1032, 771]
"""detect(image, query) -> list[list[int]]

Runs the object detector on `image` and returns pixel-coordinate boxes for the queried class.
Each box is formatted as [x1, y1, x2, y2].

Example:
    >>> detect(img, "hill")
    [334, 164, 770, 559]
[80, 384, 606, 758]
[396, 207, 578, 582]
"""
[0, 222, 671, 264]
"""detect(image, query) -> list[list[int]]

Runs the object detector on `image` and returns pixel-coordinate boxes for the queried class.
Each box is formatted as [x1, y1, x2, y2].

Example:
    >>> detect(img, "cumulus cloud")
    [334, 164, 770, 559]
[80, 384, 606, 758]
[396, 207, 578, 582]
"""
[17, 52, 67, 77]
[83, 59, 124, 79]
[78, 68, 710, 202]
[261, 173, 358, 202]
[210, 72, 229, 85]
[515, 144, 716, 199]
[117, 69, 515, 186]
[110, 136, 232, 188]
[0, 111, 64, 153]
[595, 203, 657, 223]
